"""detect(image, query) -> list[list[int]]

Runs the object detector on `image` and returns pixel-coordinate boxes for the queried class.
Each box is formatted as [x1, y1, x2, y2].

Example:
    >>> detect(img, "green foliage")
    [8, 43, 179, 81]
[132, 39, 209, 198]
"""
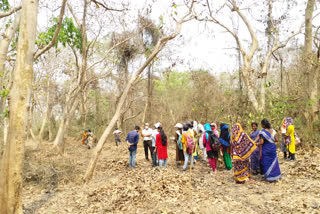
[5, 18, 12, 29]
[0, 108, 9, 118]
[159, 15, 164, 26]
[0, 89, 10, 98]
[144, 44, 155, 58]
[154, 71, 191, 93]
[0, 0, 10, 12]
[36, 17, 82, 50]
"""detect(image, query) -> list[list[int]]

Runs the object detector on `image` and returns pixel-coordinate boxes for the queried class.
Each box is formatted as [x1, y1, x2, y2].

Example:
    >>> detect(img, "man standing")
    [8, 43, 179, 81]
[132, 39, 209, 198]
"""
[141, 123, 153, 161]
[126, 126, 140, 168]
[113, 128, 122, 146]
[152, 122, 161, 167]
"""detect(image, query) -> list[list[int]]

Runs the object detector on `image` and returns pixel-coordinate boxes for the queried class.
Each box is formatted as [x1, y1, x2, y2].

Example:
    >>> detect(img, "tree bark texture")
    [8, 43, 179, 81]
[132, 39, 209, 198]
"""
[0, 0, 38, 213]
[304, 0, 315, 56]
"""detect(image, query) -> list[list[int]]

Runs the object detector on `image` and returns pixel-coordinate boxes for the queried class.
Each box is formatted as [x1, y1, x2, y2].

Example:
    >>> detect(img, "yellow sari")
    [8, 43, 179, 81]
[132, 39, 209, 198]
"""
[286, 125, 295, 154]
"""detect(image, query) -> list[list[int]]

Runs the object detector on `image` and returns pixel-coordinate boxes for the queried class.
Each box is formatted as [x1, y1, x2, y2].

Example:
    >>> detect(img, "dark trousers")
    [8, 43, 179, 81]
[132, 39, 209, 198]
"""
[152, 147, 158, 167]
[115, 139, 121, 146]
[143, 140, 152, 160]
[289, 152, 295, 160]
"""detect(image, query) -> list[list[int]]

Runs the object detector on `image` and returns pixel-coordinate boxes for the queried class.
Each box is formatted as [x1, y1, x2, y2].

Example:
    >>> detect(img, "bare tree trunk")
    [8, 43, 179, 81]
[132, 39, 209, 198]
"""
[310, 66, 319, 120]
[53, 99, 79, 153]
[0, 12, 20, 89]
[142, 65, 153, 123]
[0, 13, 21, 149]
[146, 64, 152, 122]
[280, 57, 283, 96]
[141, 101, 148, 123]
[260, 53, 272, 112]
[48, 116, 54, 142]
[37, 81, 51, 144]
[53, 0, 88, 152]
[93, 81, 101, 125]
[304, 0, 315, 56]
[0, 0, 38, 213]
[304, 0, 318, 120]
[238, 49, 242, 93]
[80, 92, 86, 129]
[259, 0, 274, 112]
[242, 58, 259, 111]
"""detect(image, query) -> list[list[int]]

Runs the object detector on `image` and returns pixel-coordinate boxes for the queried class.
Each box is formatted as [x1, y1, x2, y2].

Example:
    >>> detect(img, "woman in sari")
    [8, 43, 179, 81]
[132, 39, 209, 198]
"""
[250, 122, 261, 175]
[281, 117, 296, 160]
[281, 118, 292, 159]
[219, 123, 232, 170]
[286, 121, 296, 160]
[231, 123, 257, 183]
[174, 123, 184, 166]
[192, 121, 199, 162]
[258, 119, 281, 182]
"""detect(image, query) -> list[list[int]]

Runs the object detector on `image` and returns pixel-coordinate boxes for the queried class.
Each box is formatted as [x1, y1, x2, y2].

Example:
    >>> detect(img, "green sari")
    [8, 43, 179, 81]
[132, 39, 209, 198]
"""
[223, 146, 232, 170]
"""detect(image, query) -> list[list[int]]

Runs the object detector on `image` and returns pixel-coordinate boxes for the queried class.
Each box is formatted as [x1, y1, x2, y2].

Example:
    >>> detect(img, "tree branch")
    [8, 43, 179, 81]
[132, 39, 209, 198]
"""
[34, 0, 68, 60]
[68, 43, 80, 70]
[83, 71, 112, 90]
[196, 1, 246, 56]
[90, 0, 126, 12]
[67, 2, 81, 27]
[123, 111, 142, 122]
[0, 5, 22, 19]
[86, 35, 136, 71]
[227, 0, 258, 60]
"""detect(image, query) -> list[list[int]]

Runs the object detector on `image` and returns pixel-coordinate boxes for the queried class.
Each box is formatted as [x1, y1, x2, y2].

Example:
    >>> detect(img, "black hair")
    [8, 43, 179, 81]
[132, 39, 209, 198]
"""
[88, 129, 91, 132]
[135, 125, 140, 131]
[261, 119, 271, 129]
[220, 123, 226, 129]
[186, 121, 192, 129]
[251, 122, 258, 127]
[158, 127, 167, 146]
[115, 128, 118, 130]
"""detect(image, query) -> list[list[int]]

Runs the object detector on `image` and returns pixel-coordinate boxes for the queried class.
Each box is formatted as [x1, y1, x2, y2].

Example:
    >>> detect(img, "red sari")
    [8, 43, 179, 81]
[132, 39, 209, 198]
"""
[156, 134, 168, 159]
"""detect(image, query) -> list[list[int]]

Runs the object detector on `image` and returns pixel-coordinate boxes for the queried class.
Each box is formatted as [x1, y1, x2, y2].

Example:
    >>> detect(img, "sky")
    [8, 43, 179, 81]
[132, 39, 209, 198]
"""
[3, 0, 320, 76]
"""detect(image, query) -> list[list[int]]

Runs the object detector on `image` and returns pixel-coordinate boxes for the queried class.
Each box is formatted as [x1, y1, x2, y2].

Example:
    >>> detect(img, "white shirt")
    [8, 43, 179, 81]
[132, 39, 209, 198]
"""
[152, 129, 159, 147]
[142, 128, 153, 141]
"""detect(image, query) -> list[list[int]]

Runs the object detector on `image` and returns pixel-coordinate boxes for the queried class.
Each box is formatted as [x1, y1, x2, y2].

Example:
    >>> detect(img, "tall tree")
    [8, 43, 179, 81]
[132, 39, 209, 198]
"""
[0, 0, 39, 213]
[304, 0, 319, 121]
[0, 12, 20, 151]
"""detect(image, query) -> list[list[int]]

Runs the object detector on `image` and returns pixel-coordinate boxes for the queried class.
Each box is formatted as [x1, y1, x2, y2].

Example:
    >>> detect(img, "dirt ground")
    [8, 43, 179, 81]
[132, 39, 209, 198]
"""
[22, 137, 320, 214]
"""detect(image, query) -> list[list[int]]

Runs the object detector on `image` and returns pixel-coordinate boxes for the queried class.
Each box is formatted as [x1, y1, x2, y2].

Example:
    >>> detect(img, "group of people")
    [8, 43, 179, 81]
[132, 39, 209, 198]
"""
[81, 129, 95, 149]
[121, 117, 298, 184]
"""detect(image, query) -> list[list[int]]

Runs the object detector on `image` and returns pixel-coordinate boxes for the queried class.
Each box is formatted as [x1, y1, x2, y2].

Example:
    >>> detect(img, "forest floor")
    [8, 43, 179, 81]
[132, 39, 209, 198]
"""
[22, 137, 320, 214]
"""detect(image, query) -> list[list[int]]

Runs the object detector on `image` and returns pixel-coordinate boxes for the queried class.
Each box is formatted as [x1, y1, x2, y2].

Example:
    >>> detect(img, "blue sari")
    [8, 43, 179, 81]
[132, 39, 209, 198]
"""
[260, 129, 281, 181]
[250, 130, 261, 172]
